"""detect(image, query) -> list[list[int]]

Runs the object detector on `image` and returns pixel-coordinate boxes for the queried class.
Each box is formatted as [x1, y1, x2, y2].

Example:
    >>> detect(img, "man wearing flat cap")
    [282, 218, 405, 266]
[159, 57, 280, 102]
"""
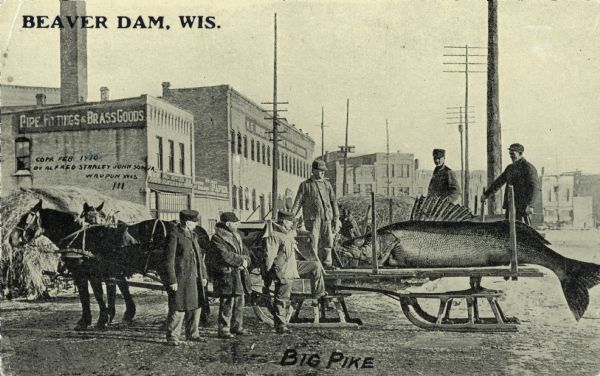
[428, 149, 461, 204]
[481, 143, 540, 225]
[164, 209, 208, 346]
[292, 159, 341, 269]
[206, 212, 251, 338]
[263, 210, 327, 333]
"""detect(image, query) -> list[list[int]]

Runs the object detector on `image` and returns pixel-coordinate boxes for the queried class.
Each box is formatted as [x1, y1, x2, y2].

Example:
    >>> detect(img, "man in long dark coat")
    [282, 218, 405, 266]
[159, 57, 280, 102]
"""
[292, 159, 341, 269]
[481, 143, 540, 225]
[206, 212, 251, 339]
[163, 210, 207, 346]
[427, 148, 461, 204]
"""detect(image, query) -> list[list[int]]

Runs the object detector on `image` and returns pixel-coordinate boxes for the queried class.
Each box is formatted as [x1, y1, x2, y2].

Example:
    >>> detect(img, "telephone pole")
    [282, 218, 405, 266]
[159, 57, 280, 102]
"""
[386, 119, 391, 196]
[447, 106, 474, 206]
[444, 45, 486, 208]
[262, 13, 288, 219]
[314, 107, 328, 158]
[487, 0, 502, 215]
[339, 99, 355, 196]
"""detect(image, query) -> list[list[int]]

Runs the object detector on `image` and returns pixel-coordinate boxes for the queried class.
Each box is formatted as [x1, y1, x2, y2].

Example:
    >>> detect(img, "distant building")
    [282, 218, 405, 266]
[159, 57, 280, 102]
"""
[0, 84, 61, 107]
[161, 83, 315, 224]
[541, 172, 594, 228]
[324, 152, 415, 198]
[574, 174, 600, 228]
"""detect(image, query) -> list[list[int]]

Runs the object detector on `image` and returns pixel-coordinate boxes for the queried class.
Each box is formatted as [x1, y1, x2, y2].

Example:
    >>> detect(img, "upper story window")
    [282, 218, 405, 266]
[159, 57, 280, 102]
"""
[243, 136, 248, 158]
[15, 137, 31, 171]
[251, 139, 255, 161]
[237, 132, 242, 155]
[168, 140, 175, 172]
[230, 129, 235, 154]
[156, 136, 164, 171]
[267, 146, 271, 166]
[179, 143, 185, 175]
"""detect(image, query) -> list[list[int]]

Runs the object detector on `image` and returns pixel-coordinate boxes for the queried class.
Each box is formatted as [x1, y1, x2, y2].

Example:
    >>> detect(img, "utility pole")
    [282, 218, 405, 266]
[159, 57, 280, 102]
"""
[314, 107, 327, 158]
[339, 99, 355, 197]
[444, 45, 486, 208]
[487, 0, 502, 215]
[262, 13, 288, 220]
[386, 119, 391, 196]
[447, 106, 474, 206]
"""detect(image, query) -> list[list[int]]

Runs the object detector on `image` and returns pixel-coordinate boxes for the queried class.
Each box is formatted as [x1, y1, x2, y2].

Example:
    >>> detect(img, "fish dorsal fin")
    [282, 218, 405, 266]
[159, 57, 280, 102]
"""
[410, 195, 475, 222]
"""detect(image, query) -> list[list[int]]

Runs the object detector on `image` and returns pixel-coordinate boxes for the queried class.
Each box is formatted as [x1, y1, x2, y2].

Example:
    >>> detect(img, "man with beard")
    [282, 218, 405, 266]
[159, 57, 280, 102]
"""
[206, 212, 251, 338]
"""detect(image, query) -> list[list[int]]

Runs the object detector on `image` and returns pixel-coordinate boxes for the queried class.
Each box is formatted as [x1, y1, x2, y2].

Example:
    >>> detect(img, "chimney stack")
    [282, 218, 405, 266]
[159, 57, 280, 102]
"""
[60, 0, 87, 104]
[162, 82, 171, 97]
[35, 93, 46, 106]
[100, 86, 109, 101]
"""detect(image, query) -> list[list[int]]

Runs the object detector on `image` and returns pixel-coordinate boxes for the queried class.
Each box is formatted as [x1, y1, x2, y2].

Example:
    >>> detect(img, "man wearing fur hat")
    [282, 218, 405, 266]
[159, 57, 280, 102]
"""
[264, 210, 327, 333]
[292, 159, 341, 269]
[428, 148, 461, 204]
[481, 143, 540, 225]
[206, 212, 251, 338]
[164, 209, 207, 346]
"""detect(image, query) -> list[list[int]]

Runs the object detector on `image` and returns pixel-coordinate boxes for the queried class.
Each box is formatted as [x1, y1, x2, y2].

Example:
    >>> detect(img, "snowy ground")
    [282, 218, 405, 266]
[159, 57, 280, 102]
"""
[1, 229, 600, 375]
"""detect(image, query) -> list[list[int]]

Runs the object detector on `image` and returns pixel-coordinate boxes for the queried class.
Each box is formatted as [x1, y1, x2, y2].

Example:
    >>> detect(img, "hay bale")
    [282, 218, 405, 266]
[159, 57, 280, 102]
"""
[1, 186, 151, 298]
[338, 194, 415, 233]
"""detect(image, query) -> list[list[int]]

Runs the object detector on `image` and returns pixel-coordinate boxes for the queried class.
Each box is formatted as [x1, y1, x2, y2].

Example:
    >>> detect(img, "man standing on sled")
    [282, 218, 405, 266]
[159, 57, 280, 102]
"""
[263, 210, 327, 333]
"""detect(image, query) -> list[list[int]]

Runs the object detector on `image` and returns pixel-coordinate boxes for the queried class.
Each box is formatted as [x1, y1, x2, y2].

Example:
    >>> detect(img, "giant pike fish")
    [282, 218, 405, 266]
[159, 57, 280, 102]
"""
[342, 196, 600, 321]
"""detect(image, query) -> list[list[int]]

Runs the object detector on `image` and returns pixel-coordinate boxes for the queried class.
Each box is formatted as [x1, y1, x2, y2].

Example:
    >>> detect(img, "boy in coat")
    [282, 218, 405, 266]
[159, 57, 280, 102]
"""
[164, 210, 208, 346]
[206, 212, 251, 338]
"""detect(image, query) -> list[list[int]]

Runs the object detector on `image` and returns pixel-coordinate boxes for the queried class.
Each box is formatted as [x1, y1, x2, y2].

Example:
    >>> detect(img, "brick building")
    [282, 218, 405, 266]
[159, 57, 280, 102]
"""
[1, 95, 196, 221]
[541, 172, 594, 228]
[161, 83, 315, 222]
[0, 84, 61, 107]
[324, 152, 416, 198]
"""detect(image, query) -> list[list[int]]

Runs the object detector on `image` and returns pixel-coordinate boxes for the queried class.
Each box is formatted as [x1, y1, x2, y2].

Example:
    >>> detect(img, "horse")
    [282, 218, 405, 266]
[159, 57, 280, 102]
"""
[9, 200, 176, 330]
[78, 202, 136, 327]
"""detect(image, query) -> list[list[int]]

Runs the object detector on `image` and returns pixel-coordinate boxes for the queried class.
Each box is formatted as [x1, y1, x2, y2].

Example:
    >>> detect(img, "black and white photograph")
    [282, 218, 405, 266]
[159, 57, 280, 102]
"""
[1, 0, 600, 375]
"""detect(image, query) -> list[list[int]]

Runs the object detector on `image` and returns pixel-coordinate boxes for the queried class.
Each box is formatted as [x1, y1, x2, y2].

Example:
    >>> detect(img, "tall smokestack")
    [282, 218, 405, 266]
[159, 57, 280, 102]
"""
[60, 0, 87, 104]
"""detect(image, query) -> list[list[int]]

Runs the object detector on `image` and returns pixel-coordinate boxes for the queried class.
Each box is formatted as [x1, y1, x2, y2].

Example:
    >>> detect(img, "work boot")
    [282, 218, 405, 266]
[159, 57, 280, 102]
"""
[275, 325, 290, 334]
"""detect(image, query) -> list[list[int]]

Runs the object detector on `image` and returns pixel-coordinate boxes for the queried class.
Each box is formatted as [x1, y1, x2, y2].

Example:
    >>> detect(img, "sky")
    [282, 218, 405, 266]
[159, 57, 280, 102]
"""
[1, 0, 600, 175]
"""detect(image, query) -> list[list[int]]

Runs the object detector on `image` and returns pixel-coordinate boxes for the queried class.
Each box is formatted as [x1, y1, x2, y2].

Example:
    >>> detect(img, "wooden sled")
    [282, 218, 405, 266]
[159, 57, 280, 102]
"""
[250, 280, 362, 329]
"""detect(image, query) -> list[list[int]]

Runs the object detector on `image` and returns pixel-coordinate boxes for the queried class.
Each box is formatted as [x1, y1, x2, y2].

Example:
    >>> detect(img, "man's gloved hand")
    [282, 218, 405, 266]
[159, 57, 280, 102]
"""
[525, 206, 534, 215]
[201, 279, 208, 287]
[169, 283, 178, 292]
[241, 259, 248, 269]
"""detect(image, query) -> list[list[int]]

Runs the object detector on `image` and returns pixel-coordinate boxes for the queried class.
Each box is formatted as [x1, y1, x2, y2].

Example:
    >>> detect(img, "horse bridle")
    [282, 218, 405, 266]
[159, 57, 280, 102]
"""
[14, 210, 43, 241]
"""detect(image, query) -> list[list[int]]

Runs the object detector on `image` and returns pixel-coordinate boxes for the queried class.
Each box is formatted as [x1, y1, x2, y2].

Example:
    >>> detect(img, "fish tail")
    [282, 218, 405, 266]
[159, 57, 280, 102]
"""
[562, 258, 600, 321]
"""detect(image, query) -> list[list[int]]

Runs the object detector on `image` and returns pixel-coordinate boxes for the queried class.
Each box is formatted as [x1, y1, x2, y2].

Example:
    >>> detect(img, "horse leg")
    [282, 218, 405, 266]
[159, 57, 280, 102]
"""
[117, 279, 136, 325]
[90, 278, 109, 329]
[106, 279, 117, 325]
[74, 276, 92, 331]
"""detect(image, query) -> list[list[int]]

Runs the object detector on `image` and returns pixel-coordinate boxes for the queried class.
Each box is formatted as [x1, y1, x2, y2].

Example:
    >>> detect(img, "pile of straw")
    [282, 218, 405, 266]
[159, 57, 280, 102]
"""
[338, 194, 415, 233]
[1, 186, 151, 299]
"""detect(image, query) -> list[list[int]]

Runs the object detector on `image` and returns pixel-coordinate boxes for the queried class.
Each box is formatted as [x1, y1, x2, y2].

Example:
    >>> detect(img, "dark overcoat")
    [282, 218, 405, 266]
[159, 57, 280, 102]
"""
[163, 224, 207, 311]
[206, 223, 251, 296]
[484, 158, 540, 211]
[428, 165, 461, 204]
[292, 177, 339, 221]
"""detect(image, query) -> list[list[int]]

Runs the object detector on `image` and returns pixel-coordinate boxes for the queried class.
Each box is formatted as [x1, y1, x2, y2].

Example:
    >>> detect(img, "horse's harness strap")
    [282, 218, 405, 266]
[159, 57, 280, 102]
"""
[149, 219, 167, 243]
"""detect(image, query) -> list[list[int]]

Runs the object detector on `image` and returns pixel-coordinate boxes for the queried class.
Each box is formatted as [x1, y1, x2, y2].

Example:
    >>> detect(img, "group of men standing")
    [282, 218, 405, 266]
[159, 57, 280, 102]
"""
[162, 159, 338, 344]
[162, 142, 540, 345]
[427, 143, 539, 225]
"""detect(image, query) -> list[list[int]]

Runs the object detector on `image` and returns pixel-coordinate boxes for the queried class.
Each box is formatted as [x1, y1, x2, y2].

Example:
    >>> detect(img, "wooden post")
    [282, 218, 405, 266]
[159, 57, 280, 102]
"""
[371, 192, 379, 275]
[487, 0, 502, 216]
[507, 185, 518, 279]
[480, 187, 486, 222]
